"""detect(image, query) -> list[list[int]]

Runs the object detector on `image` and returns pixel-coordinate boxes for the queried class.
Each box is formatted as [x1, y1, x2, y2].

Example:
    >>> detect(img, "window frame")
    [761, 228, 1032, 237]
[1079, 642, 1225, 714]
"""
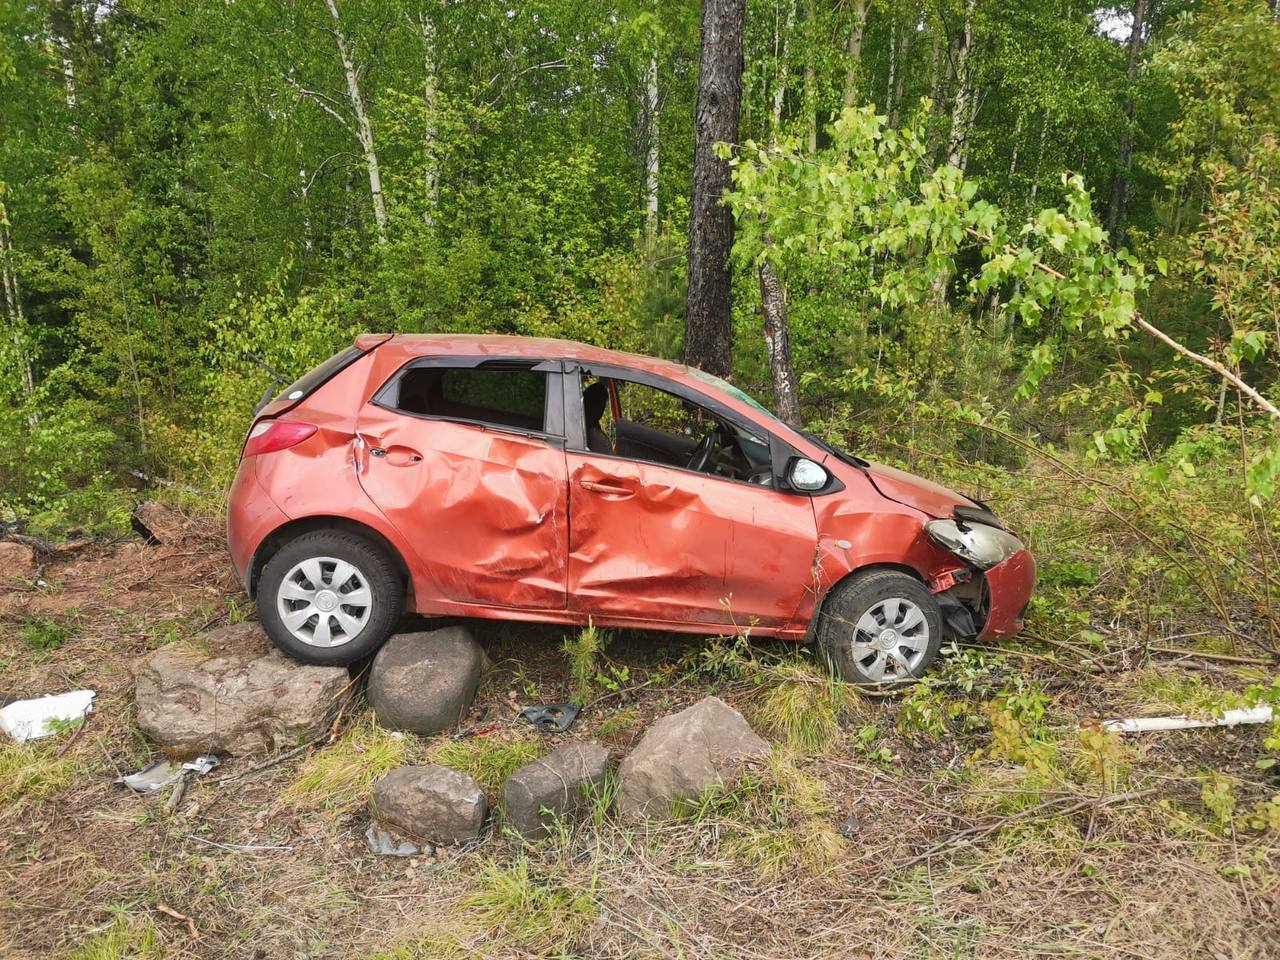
[371, 355, 566, 443]
[564, 361, 824, 493]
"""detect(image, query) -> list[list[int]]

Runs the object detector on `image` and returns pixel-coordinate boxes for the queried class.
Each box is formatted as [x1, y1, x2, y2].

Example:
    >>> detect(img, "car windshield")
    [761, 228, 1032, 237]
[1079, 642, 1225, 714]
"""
[686, 369, 778, 421]
[686, 368, 868, 468]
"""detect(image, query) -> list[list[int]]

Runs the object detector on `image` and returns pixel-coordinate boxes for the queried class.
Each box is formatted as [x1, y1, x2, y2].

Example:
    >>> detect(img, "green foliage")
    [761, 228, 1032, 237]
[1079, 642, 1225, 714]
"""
[0, 740, 78, 818]
[562, 622, 609, 707]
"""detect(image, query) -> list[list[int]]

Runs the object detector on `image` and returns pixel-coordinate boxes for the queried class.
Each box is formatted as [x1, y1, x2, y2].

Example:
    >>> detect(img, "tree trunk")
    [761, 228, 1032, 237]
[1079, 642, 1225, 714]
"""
[771, 0, 796, 131]
[413, 11, 440, 228]
[0, 200, 37, 426]
[891, 16, 910, 126]
[759, 257, 800, 424]
[684, 0, 745, 378]
[945, 0, 975, 172]
[644, 52, 660, 236]
[803, 0, 817, 151]
[1106, 0, 1147, 249]
[324, 0, 388, 243]
[842, 0, 869, 108]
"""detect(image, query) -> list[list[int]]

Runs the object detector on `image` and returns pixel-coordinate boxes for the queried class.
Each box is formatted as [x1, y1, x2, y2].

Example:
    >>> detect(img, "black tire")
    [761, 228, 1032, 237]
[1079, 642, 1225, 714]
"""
[258, 529, 404, 666]
[816, 569, 944, 686]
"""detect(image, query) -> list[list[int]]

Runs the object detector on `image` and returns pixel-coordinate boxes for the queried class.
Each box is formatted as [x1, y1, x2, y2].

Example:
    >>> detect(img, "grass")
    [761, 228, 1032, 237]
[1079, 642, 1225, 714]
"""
[283, 712, 412, 817]
[595, 706, 641, 740]
[0, 740, 79, 817]
[66, 916, 161, 960]
[19, 615, 76, 653]
[426, 732, 544, 791]
[1132, 667, 1249, 716]
[462, 857, 599, 953]
[753, 661, 856, 751]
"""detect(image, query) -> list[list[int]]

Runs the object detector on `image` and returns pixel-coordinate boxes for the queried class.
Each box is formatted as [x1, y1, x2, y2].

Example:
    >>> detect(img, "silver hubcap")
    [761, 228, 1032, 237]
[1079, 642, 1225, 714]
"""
[275, 556, 372, 647]
[850, 597, 930, 682]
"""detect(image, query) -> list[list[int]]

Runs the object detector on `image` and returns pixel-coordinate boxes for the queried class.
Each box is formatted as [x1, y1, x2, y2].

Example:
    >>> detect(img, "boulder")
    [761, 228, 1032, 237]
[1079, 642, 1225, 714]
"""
[131, 500, 190, 545]
[367, 627, 483, 735]
[371, 764, 487, 845]
[134, 622, 348, 756]
[616, 696, 770, 818]
[0, 542, 37, 581]
[501, 741, 609, 840]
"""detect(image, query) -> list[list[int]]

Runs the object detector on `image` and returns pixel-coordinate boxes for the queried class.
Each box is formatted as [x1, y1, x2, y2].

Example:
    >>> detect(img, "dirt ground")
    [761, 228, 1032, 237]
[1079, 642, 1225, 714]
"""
[1, 521, 1277, 959]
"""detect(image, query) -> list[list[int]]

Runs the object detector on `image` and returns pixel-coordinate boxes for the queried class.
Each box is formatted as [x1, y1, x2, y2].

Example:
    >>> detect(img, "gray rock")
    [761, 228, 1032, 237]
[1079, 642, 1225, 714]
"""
[367, 627, 483, 735]
[134, 622, 348, 756]
[616, 696, 770, 818]
[371, 765, 487, 845]
[501, 741, 609, 840]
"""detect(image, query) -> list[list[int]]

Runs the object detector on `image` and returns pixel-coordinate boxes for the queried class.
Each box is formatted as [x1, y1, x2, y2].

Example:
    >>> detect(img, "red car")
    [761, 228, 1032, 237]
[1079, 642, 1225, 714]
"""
[227, 335, 1034, 684]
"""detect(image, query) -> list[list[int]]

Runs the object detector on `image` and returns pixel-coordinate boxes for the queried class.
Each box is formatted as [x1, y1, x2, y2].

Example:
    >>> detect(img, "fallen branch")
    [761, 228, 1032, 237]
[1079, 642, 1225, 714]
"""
[1096, 706, 1274, 734]
[1149, 645, 1274, 665]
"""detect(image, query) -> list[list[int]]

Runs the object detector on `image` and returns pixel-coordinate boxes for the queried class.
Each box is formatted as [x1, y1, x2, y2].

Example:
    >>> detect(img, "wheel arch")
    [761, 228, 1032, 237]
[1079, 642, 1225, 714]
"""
[802, 561, 927, 644]
[248, 515, 411, 601]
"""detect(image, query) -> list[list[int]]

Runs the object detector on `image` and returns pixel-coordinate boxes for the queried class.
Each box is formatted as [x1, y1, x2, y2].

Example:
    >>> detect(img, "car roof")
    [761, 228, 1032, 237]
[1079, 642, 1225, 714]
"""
[368, 333, 697, 381]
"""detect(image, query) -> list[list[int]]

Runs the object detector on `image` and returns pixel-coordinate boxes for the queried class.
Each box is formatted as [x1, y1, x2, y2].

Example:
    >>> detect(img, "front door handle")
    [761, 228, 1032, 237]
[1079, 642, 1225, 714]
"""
[579, 478, 636, 500]
[379, 444, 423, 466]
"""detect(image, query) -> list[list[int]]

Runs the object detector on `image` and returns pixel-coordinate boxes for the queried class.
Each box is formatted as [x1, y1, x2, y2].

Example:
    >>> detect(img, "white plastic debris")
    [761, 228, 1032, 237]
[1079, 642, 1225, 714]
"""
[1099, 705, 1274, 734]
[121, 760, 183, 793]
[365, 823, 425, 857]
[120, 754, 219, 793]
[0, 690, 95, 742]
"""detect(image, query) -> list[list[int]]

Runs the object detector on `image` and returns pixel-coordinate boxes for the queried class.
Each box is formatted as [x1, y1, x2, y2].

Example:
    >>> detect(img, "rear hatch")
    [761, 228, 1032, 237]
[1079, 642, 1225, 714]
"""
[254, 333, 394, 420]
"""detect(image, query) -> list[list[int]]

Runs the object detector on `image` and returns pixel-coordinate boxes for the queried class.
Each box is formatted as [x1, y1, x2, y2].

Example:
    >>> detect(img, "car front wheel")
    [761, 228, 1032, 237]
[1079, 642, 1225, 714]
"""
[817, 569, 944, 685]
[258, 530, 403, 666]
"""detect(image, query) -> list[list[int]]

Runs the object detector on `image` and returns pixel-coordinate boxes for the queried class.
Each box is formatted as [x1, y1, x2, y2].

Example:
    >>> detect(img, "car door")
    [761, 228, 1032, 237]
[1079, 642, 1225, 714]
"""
[564, 365, 818, 628]
[355, 357, 569, 610]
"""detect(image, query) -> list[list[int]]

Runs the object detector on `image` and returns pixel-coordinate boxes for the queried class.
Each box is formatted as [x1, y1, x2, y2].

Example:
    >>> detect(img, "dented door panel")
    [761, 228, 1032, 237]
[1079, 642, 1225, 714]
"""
[566, 453, 818, 626]
[355, 402, 569, 610]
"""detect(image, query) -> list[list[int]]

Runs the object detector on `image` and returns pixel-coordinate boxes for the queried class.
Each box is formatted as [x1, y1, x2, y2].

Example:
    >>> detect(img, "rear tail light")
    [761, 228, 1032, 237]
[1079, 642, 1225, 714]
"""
[243, 419, 318, 458]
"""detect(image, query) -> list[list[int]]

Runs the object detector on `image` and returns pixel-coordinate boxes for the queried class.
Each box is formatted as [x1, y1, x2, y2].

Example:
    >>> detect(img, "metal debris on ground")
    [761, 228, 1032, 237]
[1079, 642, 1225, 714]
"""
[0, 690, 95, 742]
[519, 702, 579, 734]
[1096, 705, 1274, 734]
[365, 823, 429, 857]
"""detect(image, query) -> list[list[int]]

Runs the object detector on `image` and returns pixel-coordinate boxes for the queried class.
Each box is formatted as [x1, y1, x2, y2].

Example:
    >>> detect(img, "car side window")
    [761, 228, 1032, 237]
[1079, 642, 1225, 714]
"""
[580, 375, 774, 486]
[389, 361, 550, 434]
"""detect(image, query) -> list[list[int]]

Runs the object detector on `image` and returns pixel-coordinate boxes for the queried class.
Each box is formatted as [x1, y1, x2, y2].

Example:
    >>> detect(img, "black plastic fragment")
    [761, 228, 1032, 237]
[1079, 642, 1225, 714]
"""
[519, 703, 579, 734]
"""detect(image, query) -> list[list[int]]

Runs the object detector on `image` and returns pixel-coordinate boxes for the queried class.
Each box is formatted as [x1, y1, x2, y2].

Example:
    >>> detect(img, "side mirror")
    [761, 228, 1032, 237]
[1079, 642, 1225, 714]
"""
[788, 457, 829, 493]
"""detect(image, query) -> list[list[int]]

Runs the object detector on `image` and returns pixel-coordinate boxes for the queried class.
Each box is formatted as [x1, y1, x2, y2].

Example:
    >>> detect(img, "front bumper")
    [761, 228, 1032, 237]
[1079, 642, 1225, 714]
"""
[977, 548, 1036, 640]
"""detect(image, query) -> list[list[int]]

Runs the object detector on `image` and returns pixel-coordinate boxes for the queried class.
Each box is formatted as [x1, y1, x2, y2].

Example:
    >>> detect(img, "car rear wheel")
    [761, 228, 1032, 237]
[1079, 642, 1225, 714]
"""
[817, 569, 943, 685]
[258, 530, 403, 666]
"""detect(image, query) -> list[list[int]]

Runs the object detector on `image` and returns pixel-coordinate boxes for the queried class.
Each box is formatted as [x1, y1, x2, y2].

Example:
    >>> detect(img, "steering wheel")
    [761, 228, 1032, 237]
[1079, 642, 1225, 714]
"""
[687, 423, 722, 473]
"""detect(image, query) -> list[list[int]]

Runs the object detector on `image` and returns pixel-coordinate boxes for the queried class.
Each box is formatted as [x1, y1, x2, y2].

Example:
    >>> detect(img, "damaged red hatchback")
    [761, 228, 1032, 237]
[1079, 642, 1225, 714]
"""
[227, 334, 1035, 684]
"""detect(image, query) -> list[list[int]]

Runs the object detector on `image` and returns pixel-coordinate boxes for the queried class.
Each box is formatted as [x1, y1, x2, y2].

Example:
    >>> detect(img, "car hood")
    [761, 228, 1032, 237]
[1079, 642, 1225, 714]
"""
[862, 460, 977, 519]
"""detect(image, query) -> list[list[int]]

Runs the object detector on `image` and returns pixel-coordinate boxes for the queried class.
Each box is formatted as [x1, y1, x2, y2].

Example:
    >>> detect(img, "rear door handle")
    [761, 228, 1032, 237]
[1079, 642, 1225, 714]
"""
[580, 478, 636, 500]
[378, 444, 423, 466]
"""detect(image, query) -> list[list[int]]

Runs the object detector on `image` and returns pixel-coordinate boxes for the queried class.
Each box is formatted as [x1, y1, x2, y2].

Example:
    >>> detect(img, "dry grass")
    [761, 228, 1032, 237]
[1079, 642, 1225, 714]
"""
[2, 527, 1278, 960]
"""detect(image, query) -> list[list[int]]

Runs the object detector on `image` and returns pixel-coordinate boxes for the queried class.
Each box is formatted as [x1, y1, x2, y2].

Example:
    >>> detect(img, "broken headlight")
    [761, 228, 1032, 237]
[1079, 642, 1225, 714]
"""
[924, 518, 1024, 570]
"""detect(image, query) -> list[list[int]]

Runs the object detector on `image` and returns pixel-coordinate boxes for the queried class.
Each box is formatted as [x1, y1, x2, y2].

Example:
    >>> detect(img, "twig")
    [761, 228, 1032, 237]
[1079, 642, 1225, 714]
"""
[155, 902, 199, 939]
[187, 835, 294, 853]
[896, 787, 1159, 869]
[1149, 645, 1274, 665]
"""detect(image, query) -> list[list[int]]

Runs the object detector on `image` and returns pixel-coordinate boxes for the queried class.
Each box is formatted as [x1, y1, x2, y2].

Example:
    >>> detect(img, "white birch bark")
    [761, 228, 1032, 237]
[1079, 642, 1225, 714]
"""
[945, 0, 976, 172]
[842, 0, 869, 108]
[644, 52, 659, 235]
[323, 0, 388, 243]
[412, 11, 440, 228]
[0, 201, 37, 427]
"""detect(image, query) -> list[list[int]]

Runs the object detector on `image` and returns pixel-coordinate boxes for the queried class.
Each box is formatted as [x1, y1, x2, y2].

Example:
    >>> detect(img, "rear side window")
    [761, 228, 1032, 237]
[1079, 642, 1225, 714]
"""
[391, 362, 549, 433]
[275, 346, 364, 402]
